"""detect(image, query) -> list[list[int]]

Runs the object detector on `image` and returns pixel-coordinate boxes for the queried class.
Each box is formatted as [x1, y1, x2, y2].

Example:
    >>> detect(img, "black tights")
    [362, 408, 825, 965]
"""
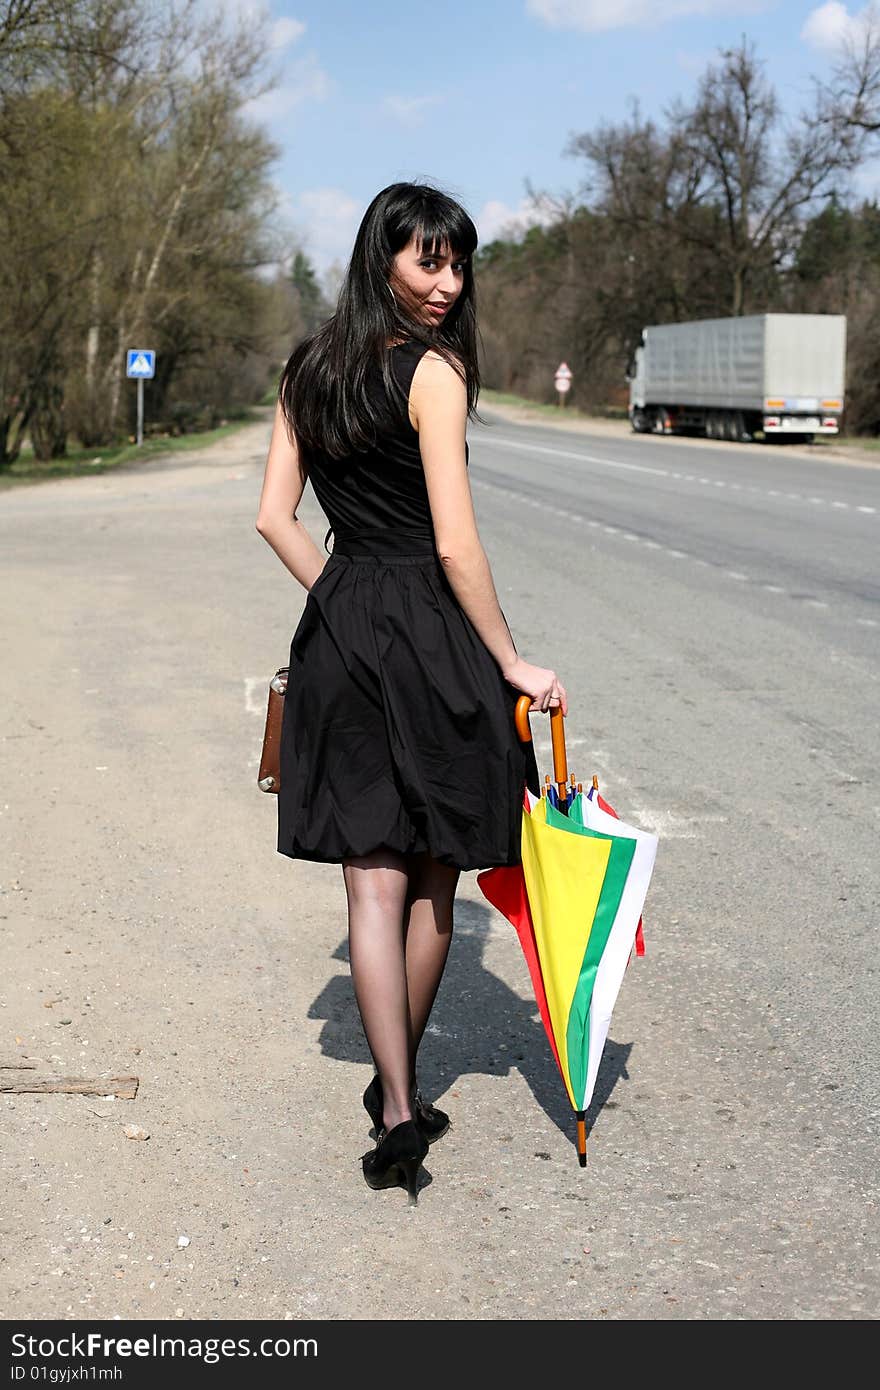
[342, 848, 459, 1132]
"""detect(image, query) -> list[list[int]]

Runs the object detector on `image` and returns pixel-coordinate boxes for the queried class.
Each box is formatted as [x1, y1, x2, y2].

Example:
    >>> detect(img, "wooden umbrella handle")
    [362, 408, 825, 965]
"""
[514, 695, 568, 797]
[514, 694, 533, 745]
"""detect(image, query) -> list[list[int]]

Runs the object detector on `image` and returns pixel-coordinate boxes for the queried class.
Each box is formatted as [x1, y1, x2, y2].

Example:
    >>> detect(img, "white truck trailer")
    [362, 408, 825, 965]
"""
[628, 313, 846, 442]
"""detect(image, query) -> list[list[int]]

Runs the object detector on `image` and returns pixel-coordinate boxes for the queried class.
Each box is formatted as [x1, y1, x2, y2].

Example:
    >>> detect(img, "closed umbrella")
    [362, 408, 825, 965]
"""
[478, 698, 658, 1163]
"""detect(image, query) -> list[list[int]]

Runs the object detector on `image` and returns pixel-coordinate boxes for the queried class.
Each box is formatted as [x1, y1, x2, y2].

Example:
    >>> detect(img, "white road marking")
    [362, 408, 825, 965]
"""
[475, 433, 875, 516]
[630, 809, 729, 839]
[244, 676, 270, 717]
[474, 463, 872, 627]
[551, 751, 731, 839]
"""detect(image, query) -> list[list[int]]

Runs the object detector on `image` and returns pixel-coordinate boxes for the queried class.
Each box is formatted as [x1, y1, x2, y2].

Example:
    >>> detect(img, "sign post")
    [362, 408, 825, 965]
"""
[126, 349, 156, 445]
[554, 361, 572, 408]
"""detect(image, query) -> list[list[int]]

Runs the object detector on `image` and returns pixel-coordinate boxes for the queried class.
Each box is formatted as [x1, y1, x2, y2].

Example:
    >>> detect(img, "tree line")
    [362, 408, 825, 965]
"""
[0, 0, 331, 468]
[476, 25, 880, 435]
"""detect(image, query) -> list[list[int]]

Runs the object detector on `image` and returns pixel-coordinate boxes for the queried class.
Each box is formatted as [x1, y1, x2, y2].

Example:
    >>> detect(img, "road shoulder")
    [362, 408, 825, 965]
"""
[478, 398, 880, 469]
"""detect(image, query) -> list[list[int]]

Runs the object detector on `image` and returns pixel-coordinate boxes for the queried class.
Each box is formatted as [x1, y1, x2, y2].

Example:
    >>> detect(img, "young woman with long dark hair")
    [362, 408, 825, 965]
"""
[256, 181, 567, 1204]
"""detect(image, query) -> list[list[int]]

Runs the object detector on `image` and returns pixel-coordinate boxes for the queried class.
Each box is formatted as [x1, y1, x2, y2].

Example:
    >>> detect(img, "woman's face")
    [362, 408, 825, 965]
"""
[388, 234, 467, 327]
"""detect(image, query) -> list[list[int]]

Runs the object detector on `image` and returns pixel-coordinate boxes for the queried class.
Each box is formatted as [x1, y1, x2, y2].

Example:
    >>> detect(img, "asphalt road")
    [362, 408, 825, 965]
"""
[1, 409, 877, 1321]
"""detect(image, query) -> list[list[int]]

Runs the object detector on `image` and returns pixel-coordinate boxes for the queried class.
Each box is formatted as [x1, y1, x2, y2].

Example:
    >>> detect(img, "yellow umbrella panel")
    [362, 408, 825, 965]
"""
[521, 796, 636, 1113]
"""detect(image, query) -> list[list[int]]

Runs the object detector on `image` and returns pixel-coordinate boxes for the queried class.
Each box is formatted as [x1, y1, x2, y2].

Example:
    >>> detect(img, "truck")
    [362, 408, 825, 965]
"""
[628, 313, 846, 442]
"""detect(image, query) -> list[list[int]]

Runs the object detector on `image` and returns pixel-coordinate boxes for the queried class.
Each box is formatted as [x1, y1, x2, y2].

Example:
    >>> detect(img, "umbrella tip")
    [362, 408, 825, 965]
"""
[578, 1152, 587, 1168]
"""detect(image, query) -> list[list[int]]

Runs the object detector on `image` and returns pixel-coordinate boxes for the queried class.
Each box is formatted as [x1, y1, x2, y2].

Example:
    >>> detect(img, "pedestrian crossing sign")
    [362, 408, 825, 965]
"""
[126, 349, 156, 378]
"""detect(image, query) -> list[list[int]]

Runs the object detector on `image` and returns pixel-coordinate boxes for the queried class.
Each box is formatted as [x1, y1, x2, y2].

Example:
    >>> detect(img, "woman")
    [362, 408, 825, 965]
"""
[256, 181, 567, 1205]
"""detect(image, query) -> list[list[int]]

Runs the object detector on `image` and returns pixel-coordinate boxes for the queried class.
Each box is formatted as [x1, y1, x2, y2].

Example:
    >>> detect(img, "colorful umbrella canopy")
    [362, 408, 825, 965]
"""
[478, 699, 658, 1163]
[565, 790, 658, 1115]
[585, 783, 645, 958]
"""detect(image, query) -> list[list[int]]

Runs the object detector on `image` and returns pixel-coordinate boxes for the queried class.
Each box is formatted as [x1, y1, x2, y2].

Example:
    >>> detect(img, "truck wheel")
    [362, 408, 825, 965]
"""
[705, 412, 718, 439]
[631, 408, 649, 433]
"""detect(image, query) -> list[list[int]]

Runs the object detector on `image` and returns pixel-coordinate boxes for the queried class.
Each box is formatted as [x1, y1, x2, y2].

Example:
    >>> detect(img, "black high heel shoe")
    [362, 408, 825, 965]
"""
[361, 1120, 429, 1206]
[362, 1074, 450, 1144]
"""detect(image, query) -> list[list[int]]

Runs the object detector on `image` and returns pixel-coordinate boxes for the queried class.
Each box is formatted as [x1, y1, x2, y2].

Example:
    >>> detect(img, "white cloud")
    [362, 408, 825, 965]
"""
[381, 93, 443, 126]
[204, 0, 268, 25]
[205, 0, 306, 46]
[244, 51, 332, 121]
[801, 2, 878, 49]
[291, 188, 363, 272]
[526, 0, 767, 33]
[270, 16, 306, 50]
[475, 195, 559, 245]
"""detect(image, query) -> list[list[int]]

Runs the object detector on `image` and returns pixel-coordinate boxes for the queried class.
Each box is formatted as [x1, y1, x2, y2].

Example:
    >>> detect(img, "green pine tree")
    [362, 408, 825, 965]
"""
[290, 251, 328, 336]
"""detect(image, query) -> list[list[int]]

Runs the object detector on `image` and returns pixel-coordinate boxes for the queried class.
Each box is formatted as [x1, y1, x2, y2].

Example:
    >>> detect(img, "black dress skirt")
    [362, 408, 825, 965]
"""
[276, 342, 539, 871]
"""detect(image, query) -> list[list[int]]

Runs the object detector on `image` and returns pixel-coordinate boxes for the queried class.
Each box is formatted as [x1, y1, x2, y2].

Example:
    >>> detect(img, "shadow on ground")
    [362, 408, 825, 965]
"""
[307, 894, 632, 1149]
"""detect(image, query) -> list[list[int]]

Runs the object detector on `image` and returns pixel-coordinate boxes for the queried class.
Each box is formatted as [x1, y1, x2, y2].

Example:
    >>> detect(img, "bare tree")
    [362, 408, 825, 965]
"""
[822, 1, 880, 135]
[0, 0, 282, 463]
[569, 42, 863, 316]
[680, 41, 862, 313]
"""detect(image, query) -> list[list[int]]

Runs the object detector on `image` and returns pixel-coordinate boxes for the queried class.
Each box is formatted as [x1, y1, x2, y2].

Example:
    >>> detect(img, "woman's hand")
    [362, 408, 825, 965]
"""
[502, 657, 568, 716]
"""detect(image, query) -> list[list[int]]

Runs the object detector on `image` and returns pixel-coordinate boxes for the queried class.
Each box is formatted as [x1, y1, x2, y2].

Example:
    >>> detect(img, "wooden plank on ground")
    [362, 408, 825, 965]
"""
[0, 1075, 139, 1098]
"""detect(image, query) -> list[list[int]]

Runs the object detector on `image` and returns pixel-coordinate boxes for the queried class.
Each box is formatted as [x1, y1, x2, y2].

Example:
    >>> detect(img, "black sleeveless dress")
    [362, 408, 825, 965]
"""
[276, 340, 539, 871]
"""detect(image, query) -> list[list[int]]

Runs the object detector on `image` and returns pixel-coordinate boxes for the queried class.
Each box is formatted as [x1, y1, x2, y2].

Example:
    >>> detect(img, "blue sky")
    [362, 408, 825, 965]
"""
[230, 1, 878, 283]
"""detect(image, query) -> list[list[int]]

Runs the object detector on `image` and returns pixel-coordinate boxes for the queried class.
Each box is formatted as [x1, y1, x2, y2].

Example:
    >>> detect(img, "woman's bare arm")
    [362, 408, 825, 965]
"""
[255, 401, 326, 590]
[411, 352, 567, 714]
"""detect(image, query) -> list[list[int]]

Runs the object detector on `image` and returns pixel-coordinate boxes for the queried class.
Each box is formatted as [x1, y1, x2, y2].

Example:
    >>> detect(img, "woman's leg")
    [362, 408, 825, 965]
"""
[403, 853, 460, 1086]
[342, 848, 413, 1131]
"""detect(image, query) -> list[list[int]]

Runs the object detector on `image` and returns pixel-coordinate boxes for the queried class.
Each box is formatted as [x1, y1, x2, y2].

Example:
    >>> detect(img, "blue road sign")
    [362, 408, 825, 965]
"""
[126, 349, 156, 379]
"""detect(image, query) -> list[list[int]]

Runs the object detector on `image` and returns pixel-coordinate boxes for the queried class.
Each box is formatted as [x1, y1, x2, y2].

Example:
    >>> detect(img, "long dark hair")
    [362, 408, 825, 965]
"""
[279, 181, 481, 459]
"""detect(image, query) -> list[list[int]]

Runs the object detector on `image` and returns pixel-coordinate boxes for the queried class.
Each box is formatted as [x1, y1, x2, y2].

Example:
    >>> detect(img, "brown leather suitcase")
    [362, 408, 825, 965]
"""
[257, 667, 288, 793]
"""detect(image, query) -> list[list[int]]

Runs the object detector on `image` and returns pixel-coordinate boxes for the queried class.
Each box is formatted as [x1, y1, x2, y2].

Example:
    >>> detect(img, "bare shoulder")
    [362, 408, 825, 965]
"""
[411, 348, 466, 395]
[409, 350, 467, 439]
